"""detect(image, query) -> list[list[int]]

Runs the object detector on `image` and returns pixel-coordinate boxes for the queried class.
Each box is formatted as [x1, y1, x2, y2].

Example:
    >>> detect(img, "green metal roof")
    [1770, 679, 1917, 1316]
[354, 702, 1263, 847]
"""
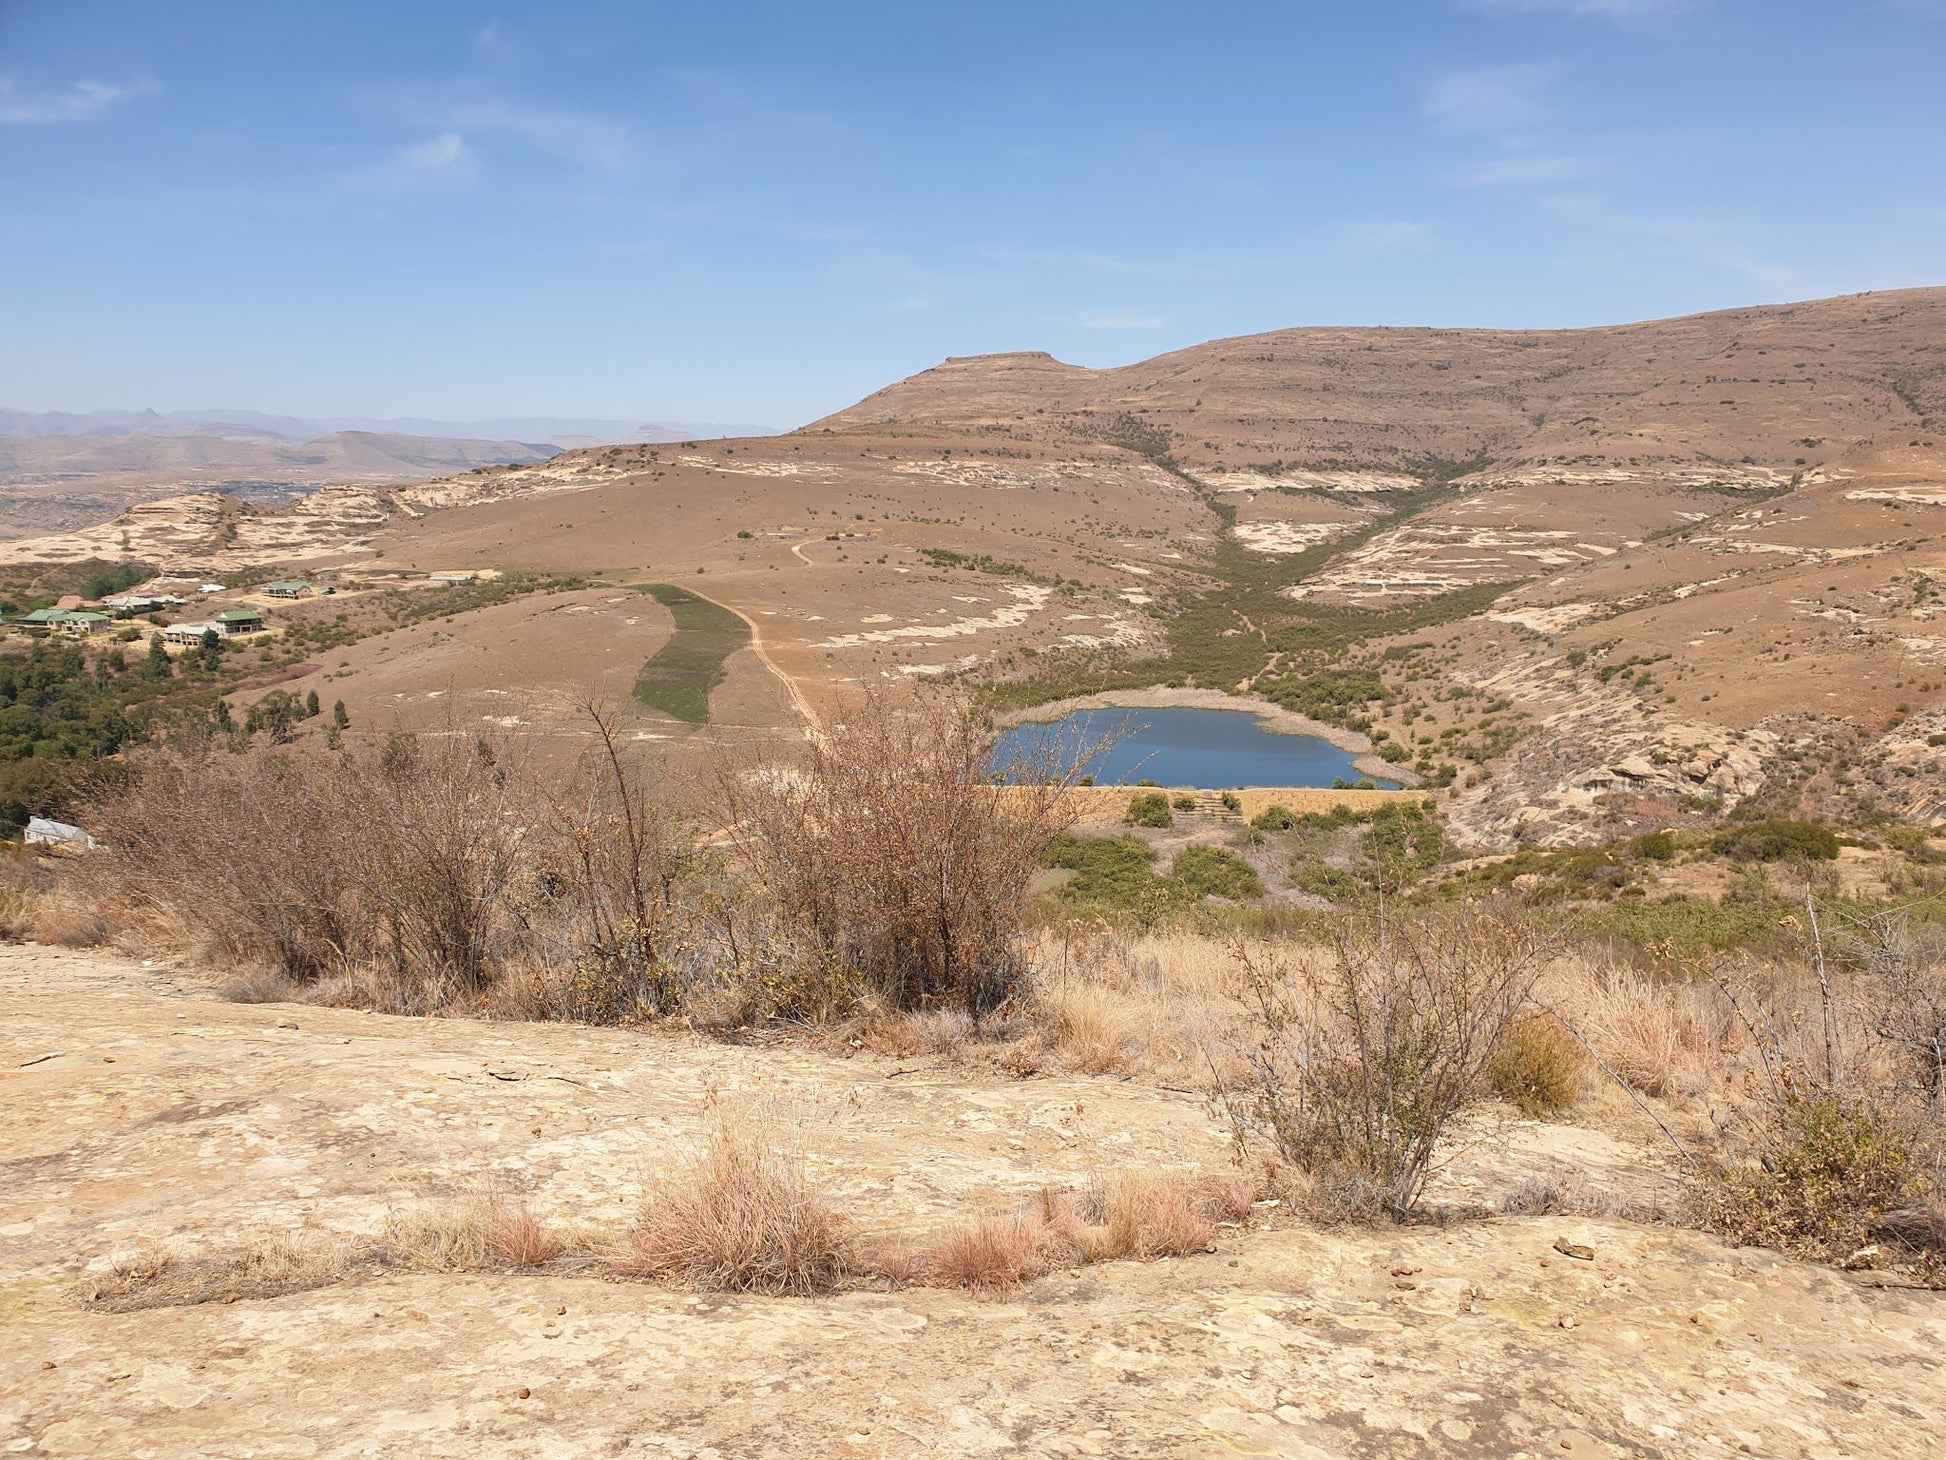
[214, 608, 264, 621]
[265, 580, 311, 591]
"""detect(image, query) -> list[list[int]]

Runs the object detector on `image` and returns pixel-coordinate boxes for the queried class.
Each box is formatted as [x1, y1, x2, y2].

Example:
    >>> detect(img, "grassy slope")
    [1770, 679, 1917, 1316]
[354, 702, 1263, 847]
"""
[629, 584, 750, 724]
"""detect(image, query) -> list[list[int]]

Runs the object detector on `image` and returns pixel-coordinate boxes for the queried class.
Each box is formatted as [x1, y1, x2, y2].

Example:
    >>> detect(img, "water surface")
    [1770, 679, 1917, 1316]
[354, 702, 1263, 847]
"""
[992, 706, 1395, 789]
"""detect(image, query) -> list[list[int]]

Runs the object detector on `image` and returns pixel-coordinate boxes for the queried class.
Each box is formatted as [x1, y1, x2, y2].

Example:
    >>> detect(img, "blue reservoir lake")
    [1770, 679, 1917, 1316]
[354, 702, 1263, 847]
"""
[991, 706, 1397, 789]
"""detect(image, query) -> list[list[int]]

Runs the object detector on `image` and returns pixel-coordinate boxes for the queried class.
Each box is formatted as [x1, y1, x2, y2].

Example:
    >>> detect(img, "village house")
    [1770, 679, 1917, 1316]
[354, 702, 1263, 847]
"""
[212, 608, 266, 635]
[264, 580, 313, 599]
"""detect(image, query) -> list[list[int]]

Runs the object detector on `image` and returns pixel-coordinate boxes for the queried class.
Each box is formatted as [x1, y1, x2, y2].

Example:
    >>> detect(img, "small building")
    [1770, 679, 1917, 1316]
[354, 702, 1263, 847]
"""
[59, 611, 112, 637]
[163, 622, 215, 646]
[102, 594, 181, 616]
[264, 580, 313, 599]
[17, 608, 71, 634]
[212, 608, 266, 636]
[428, 571, 476, 584]
[199, 583, 226, 595]
[54, 594, 83, 612]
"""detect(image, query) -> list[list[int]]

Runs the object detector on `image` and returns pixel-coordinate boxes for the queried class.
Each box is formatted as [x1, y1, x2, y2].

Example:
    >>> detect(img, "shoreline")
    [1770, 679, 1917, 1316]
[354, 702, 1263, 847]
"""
[993, 686, 1420, 788]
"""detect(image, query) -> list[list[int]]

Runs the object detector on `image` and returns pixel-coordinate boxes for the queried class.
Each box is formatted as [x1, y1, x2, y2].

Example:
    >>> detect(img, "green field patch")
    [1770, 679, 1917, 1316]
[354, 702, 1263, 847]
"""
[628, 584, 749, 724]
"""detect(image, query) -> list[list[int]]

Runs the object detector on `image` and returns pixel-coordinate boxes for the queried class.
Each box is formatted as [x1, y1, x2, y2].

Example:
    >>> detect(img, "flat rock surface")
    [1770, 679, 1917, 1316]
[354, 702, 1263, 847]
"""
[3, 943, 1942, 1458]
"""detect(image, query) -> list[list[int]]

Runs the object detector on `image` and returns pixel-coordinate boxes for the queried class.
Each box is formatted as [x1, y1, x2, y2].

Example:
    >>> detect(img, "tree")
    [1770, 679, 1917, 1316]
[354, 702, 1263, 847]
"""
[146, 633, 172, 678]
[304, 689, 320, 718]
[198, 628, 222, 673]
[332, 699, 349, 729]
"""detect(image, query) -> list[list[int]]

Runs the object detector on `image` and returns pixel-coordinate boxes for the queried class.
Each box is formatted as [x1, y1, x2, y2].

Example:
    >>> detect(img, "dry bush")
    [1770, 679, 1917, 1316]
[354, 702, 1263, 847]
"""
[87, 745, 368, 980]
[1697, 910, 1945, 1276]
[1703, 1078, 1927, 1264]
[77, 1234, 358, 1312]
[722, 689, 1085, 1019]
[628, 1100, 850, 1294]
[1485, 1014, 1589, 1118]
[523, 702, 730, 1022]
[1220, 907, 1555, 1220]
[85, 732, 533, 1004]
[385, 1190, 562, 1271]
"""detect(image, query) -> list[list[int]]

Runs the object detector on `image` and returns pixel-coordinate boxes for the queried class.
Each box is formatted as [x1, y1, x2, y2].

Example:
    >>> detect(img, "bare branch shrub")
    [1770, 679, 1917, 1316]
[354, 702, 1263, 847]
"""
[521, 702, 729, 1021]
[86, 730, 532, 1004]
[721, 689, 1084, 1018]
[1842, 909, 1946, 1102]
[87, 744, 367, 981]
[350, 732, 529, 1002]
[627, 1098, 851, 1295]
[1220, 907, 1554, 1219]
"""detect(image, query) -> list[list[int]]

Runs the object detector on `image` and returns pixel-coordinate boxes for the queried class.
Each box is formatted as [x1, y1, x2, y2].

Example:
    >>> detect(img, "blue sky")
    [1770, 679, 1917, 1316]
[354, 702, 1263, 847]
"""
[2, 0, 1942, 428]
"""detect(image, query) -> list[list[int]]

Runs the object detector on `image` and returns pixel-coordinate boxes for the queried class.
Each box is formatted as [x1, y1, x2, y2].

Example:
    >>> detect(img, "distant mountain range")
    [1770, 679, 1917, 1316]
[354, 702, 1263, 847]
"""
[0, 409, 779, 448]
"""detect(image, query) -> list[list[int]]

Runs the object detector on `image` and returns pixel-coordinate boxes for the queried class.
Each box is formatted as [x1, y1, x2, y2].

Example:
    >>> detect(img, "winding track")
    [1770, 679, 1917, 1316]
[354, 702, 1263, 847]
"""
[682, 583, 823, 735]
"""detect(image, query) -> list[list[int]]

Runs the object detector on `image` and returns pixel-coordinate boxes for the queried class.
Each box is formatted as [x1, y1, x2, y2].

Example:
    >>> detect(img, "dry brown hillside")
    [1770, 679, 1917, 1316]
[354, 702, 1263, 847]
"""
[816, 287, 1946, 481]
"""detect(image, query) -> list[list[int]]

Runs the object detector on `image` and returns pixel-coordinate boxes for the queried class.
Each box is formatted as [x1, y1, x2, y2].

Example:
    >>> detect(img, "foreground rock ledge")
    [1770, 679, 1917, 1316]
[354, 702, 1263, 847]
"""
[3, 943, 1941, 1458]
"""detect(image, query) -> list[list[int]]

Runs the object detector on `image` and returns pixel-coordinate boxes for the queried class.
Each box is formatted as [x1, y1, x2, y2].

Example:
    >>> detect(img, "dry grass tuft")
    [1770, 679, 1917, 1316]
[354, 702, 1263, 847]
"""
[628, 1103, 851, 1294]
[926, 1209, 1058, 1291]
[77, 1234, 359, 1312]
[385, 1191, 563, 1272]
[924, 1170, 1251, 1290]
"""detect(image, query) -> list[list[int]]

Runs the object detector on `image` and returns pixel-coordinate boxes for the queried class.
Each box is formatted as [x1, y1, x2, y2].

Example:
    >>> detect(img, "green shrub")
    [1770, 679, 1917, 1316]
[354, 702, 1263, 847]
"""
[1123, 792, 1173, 829]
[1711, 818, 1839, 863]
[1171, 793, 1196, 811]
[1252, 803, 1298, 832]
[1632, 830, 1676, 861]
[1171, 845, 1265, 901]
[1042, 833, 1172, 911]
[1704, 1082, 1921, 1263]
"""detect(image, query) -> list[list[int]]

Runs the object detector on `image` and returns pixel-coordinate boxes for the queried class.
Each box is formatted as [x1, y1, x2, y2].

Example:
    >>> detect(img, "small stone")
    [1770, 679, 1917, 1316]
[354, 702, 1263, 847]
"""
[555, 1305, 567, 1316]
[1553, 1237, 1595, 1262]
[41, 1360, 56, 1370]
[1559, 1315, 1578, 1330]
[517, 1387, 531, 1400]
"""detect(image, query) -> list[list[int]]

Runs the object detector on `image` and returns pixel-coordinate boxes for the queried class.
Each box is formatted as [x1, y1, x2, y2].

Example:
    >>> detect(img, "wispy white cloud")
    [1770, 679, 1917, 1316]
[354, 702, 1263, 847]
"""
[370, 82, 631, 170]
[1547, 193, 1802, 293]
[1455, 154, 1592, 185]
[0, 77, 159, 126]
[1424, 60, 1565, 134]
[1467, 0, 1693, 19]
[1078, 310, 1166, 331]
[399, 131, 473, 175]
